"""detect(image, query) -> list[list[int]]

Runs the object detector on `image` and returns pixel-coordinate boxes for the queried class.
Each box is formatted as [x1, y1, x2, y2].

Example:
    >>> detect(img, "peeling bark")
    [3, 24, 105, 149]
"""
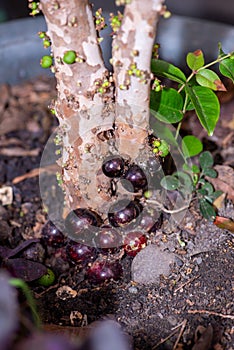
[112, 0, 165, 159]
[39, 0, 165, 216]
[40, 0, 116, 213]
[40, 0, 111, 115]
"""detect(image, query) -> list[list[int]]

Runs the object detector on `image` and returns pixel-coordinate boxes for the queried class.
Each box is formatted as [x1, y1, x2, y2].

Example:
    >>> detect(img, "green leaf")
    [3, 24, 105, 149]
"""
[175, 171, 194, 193]
[183, 163, 200, 174]
[196, 69, 226, 91]
[202, 168, 217, 178]
[198, 178, 206, 185]
[185, 85, 220, 136]
[186, 50, 205, 70]
[199, 151, 214, 169]
[219, 58, 234, 83]
[182, 163, 191, 172]
[198, 188, 207, 196]
[199, 198, 216, 221]
[181, 135, 203, 158]
[185, 99, 195, 111]
[201, 182, 214, 195]
[151, 59, 186, 84]
[191, 164, 200, 173]
[150, 88, 183, 124]
[160, 175, 180, 191]
[209, 190, 223, 201]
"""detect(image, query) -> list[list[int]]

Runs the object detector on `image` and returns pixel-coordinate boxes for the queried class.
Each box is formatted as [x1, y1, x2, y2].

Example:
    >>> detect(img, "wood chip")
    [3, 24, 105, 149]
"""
[56, 286, 77, 300]
[0, 147, 40, 157]
[0, 186, 13, 206]
[12, 164, 59, 184]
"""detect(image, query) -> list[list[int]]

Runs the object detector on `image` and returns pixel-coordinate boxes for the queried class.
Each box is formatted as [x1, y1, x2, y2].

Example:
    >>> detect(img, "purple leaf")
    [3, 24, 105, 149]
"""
[0, 239, 40, 259]
[5, 258, 47, 282]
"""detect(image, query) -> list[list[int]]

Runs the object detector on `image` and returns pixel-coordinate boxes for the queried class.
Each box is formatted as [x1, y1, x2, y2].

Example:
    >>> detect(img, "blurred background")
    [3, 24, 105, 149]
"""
[0, 0, 233, 84]
[0, 0, 234, 25]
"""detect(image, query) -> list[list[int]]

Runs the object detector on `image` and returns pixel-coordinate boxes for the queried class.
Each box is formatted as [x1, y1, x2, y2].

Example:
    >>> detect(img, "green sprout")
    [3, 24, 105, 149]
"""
[9, 278, 40, 328]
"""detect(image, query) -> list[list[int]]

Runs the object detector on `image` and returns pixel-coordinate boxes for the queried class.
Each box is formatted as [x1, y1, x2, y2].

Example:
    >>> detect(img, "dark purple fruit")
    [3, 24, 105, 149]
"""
[123, 231, 147, 257]
[102, 155, 125, 178]
[138, 207, 162, 232]
[149, 213, 163, 233]
[94, 226, 123, 251]
[65, 208, 99, 235]
[121, 164, 147, 192]
[108, 199, 142, 227]
[41, 221, 66, 247]
[86, 260, 122, 284]
[66, 241, 97, 264]
[147, 157, 161, 173]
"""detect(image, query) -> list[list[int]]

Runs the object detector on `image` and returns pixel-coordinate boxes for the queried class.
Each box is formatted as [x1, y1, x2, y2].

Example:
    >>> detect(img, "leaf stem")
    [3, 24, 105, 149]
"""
[146, 199, 190, 214]
[175, 92, 188, 141]
[178, 72, 194, 93]
[197, 53, 231, 72]
[177, 53, 231, 94]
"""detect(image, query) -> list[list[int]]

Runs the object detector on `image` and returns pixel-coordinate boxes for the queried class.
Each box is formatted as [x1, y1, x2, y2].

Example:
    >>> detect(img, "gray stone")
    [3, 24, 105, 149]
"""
[128, 286, 138, 294]
[131, 244, 176, 284]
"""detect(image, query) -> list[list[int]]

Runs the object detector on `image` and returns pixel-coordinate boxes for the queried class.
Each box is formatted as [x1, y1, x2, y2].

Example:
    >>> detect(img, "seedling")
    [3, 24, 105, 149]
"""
[150, 46, 233, 220]
[9, 278, 40, 328]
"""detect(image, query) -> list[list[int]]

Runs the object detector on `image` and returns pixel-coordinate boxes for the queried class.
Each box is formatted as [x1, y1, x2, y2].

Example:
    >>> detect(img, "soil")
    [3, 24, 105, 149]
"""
[0, 76, 233, 350]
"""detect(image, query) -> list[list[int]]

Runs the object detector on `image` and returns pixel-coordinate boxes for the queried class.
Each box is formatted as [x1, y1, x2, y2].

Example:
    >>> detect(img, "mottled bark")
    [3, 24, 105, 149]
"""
[113, 0, 164, 109]
[40, 0, 111, 115]
[39, 0, 165, 216]
[40, 0, 115, 213]
[112, 0, 165, 159]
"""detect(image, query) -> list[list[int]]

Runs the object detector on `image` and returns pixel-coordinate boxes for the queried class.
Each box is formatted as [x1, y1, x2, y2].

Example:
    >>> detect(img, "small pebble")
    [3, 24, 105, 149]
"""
[131, 244, 176, 284]
[128, 286, 138, 294]
[196, 256, 203, 265]
[167, 315, 178, 326]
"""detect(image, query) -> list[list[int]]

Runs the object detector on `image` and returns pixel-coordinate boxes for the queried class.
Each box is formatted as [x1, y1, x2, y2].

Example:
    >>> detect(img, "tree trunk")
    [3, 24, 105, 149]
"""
[39, 0, 165, 219]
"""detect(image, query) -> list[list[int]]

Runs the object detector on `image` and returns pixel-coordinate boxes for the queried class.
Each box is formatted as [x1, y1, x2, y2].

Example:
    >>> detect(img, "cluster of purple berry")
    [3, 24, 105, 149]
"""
[41, 155, 162, 284]
[102, 155, 148, 193]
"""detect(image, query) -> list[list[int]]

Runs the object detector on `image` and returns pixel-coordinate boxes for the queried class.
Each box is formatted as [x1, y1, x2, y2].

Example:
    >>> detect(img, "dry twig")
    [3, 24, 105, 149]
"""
[188, 309, 234, 320]
[173, 319, 187, 350]
[173, 276, 200, 293]
[152, 320, 187, 349]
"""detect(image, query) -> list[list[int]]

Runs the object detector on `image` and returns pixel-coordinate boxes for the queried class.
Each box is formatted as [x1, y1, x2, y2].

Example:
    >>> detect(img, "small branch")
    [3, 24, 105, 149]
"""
[112, 0, 165, 160]
[177, 53, 231, 94]
[173, 319, 187, 350]
[146, 199, 189, 214]
[197, 53, 231, 71]
[173, 276, 200, 293]
[112, 0, 165, 110]
[152, 320, 187, 349]
[188, 309, 234, 320]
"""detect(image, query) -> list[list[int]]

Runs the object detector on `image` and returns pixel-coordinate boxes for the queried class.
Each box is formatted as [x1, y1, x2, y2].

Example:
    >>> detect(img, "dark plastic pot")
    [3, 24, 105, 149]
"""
[0, 15, 233, 84]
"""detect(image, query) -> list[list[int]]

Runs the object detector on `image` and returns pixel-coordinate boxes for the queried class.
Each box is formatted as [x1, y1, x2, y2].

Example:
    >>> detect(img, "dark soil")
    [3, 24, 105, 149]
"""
[0, 76, 233, 349]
